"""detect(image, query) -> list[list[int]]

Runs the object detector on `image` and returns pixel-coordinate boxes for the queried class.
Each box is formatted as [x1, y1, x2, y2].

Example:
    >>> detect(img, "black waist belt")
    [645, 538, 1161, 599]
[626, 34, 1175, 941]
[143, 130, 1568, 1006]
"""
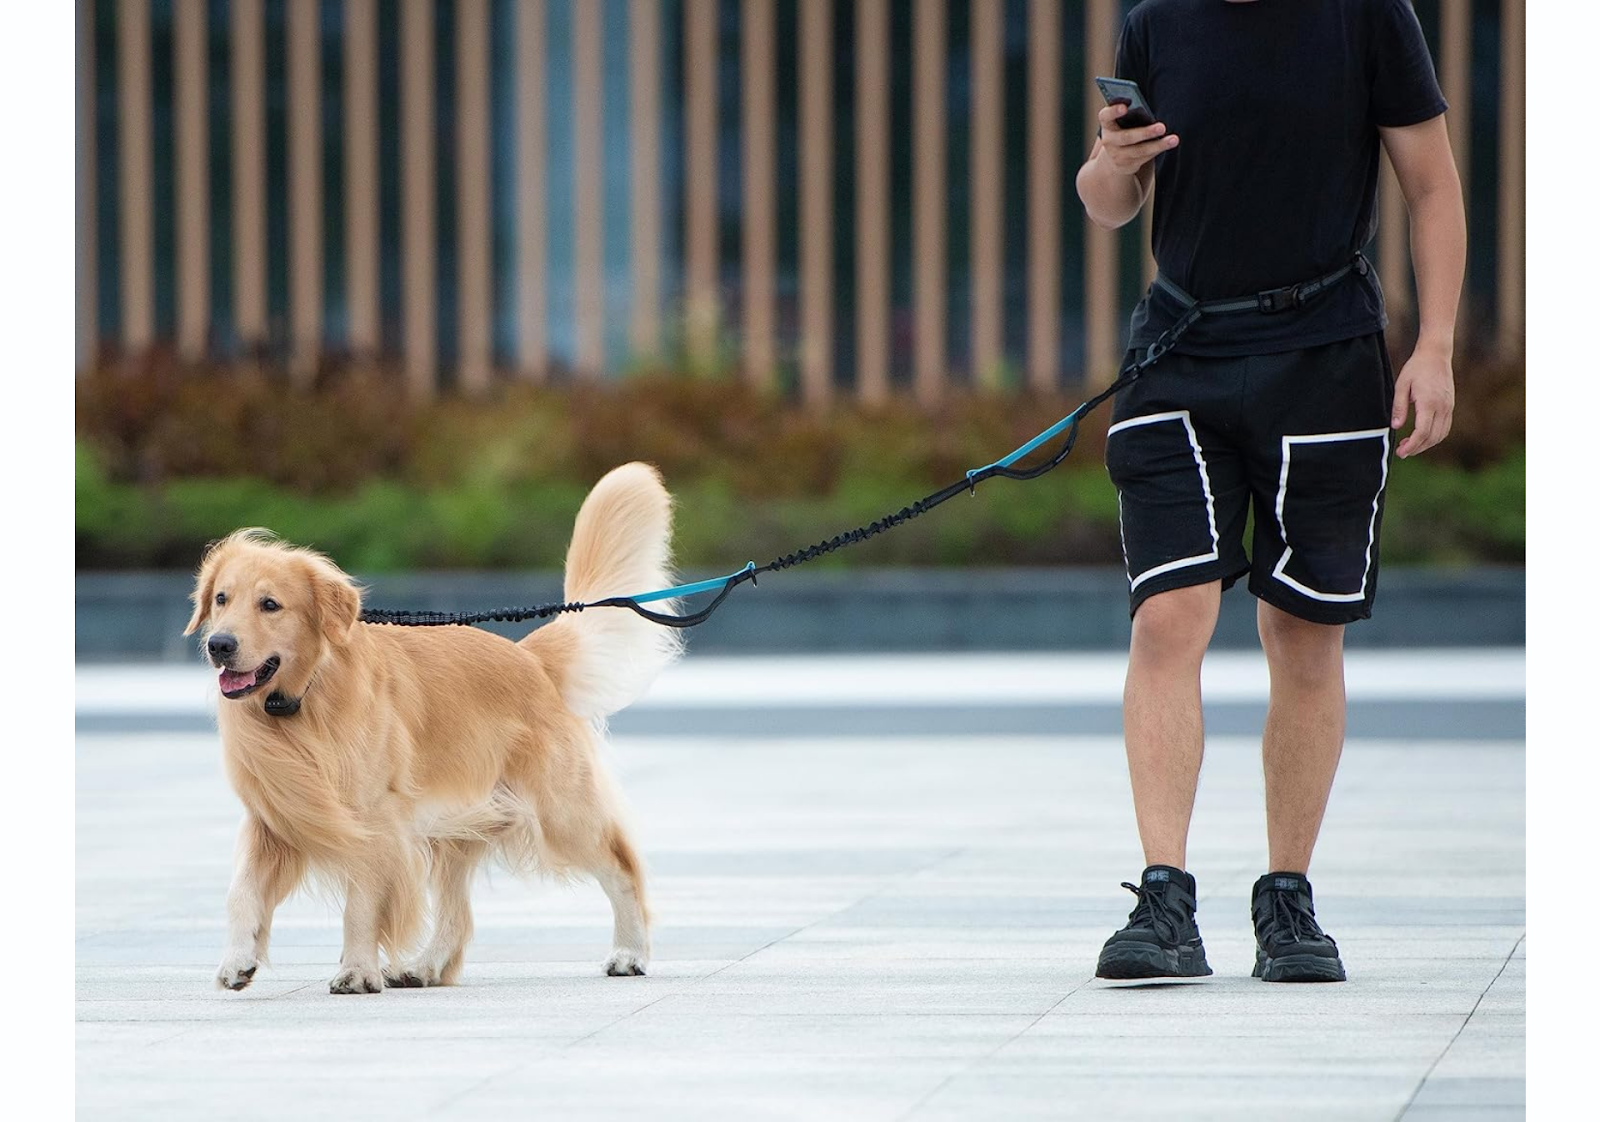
[1154, 251, 1370, 317]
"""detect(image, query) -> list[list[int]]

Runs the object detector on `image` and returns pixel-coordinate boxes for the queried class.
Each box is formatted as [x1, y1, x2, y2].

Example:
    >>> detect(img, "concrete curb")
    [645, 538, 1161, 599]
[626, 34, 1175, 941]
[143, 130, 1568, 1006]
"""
[77, 566, 1525, 660]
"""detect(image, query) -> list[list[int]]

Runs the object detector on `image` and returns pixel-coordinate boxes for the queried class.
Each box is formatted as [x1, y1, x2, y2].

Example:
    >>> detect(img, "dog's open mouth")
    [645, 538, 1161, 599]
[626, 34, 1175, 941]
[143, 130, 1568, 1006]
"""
[218, 656, 280, 699]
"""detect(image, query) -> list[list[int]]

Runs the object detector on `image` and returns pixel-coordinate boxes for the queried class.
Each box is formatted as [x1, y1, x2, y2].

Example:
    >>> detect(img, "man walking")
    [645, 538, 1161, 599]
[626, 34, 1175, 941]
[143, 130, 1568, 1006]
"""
[1075, 0, 1464, 982]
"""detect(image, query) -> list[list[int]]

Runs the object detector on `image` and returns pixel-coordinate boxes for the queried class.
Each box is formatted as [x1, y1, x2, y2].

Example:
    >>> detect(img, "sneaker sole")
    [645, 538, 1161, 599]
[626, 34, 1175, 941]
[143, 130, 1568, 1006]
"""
[1096, 942, 1213, 980]
[1253, 950, 1346, 983]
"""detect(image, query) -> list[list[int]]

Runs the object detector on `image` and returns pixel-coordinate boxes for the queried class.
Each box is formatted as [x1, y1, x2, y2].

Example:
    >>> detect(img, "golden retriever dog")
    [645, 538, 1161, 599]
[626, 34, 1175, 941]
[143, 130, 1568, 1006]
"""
[184, 463, 682, 994]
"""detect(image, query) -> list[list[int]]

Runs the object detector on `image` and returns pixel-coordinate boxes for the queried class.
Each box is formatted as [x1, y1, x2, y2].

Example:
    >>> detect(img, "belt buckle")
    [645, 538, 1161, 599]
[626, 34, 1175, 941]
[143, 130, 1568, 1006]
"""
[1258, 283, 1300, 314]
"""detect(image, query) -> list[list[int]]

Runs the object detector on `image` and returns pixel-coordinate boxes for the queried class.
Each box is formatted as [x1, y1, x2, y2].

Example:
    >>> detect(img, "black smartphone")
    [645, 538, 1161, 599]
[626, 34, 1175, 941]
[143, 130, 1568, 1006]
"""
[1094, 76, 1156, 129]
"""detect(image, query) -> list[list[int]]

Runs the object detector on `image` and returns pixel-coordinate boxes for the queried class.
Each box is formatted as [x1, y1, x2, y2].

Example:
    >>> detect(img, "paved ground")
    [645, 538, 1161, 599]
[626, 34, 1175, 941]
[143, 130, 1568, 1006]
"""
[76, 651, 1525, 1120]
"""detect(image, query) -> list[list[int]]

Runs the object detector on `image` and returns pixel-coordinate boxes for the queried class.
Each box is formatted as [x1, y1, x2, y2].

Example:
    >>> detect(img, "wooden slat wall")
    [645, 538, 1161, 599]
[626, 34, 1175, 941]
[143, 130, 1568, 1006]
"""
[1496, 0, 1523, 358]
[77, 0, 97, 370]
[401, 0, 436, 396]
[517, 0, 548, 380]
[572, 0, 604, 377]
[799, 0, 834, 409]
[630, 0, 662, 360]
[175, 0, 209, 362]
[913, 0, 946, 405]
[288, 0, 322, 386]
[742, 0, 777, 388]
[118, 0, 154, 352]
[82, 1, 1523, 394]
[457, 0, 493, 392]
[970, 0, 1003, 389]
[1025, 0, 1059, 393]
[855, 0, 890, 404]
[684, 0, 719, 367]
[232, 0, 267, 349]
[345, 0, 380, 356]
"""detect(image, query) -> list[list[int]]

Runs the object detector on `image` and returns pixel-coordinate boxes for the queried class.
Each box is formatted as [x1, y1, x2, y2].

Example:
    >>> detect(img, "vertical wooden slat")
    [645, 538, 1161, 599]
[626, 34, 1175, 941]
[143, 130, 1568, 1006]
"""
[345, 0, 380, 354]
[232, 0, 267, 348]
[517, 0, 548, 380]
[572, 0, 604, 376]
[1440, 0, 1471, 212]
[77, 0, 97, 370]
[684, 0, 719, 366]
[176, 0, 209, 362]
[629, 0, 661, 359]
[913, 0, 946, 406]
[1025, 0, 1059, 394]
[970, 0, 1002, 389]
[288, 0, 322, 385]
[742, 0, 777, 388]
[799, 0, 833, 409]
[1083, 0, 1117, 387]
[855, 0, 890, 404]
[1497, 0, 1523, 358]
[401, 0, 436, 396]
[458, 0, 493, 392]
[118, 0, 154, 352]
[1379, 152, 1411, 324]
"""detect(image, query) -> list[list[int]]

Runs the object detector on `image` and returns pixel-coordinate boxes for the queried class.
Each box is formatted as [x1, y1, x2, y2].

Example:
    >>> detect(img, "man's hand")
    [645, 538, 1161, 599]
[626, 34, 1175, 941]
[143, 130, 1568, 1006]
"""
[1096, 103, 1180, 177]
[1390, 344, 1455, 458]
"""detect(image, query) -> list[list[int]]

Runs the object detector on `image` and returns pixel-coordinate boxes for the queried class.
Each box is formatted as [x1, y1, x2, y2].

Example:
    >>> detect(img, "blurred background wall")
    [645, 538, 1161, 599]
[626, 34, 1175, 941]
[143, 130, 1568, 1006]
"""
[75, 0, 1524, 393]
[74, 1, 1525, 654]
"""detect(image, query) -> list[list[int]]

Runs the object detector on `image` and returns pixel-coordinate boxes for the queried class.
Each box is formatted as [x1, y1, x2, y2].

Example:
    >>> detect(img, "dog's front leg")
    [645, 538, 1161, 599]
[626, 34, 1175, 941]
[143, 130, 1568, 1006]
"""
[216, 815, 304, 991]
[329, 872, 388, 995]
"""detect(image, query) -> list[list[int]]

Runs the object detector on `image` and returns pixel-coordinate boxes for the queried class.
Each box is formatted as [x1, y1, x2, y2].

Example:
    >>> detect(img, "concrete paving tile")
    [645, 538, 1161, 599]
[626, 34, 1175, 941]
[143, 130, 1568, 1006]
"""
[1408, 1076, 1525, 1107]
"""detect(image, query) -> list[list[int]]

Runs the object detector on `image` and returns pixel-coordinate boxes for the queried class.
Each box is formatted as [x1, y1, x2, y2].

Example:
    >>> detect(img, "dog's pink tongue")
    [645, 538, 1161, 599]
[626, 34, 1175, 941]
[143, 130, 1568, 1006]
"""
[219, 667, 255, 694]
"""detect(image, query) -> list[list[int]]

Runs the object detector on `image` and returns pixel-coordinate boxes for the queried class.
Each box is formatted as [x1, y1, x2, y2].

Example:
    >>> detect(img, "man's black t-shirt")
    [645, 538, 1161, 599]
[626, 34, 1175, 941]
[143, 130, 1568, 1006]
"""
[1117, 0, 1448, 357]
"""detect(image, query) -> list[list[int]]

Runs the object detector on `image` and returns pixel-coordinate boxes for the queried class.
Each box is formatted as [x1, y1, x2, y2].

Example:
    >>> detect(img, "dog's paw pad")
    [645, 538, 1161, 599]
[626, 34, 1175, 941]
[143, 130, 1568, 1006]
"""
[604, 950, 648, 977]
[329, 966, 385, 995]
[384, 971, 430, 989]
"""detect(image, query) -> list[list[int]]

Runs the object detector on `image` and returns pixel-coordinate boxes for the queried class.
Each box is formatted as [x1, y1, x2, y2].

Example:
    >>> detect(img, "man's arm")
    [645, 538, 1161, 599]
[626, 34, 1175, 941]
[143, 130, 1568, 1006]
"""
[1075, 104, 1177, 230]
[1379, 114, 1466, 458]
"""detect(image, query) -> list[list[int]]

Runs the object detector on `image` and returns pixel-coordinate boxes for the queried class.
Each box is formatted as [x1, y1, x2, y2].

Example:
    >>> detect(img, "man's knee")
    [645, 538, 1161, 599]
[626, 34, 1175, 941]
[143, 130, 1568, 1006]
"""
[1258, 601, 1344, 684]
[1131, 583, 1221, 664]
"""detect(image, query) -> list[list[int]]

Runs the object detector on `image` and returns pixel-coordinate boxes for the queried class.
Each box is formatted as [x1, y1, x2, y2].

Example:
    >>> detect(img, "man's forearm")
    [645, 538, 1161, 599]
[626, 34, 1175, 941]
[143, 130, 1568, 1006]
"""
[1405, 183, 1467, 355]
[1076, 148, 1146, 230]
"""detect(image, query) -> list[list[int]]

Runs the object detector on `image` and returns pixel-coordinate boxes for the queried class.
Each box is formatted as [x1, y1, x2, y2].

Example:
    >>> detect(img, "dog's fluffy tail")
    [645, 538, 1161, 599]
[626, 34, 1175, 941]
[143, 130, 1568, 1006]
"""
[520, 462, 684, 722]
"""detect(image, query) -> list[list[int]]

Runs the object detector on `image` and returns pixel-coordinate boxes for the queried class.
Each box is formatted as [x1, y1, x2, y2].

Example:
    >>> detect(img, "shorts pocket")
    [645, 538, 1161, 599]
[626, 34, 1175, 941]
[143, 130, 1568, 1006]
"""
[1268, 429, 1390, 602]
[1106, 411, 1221, 592]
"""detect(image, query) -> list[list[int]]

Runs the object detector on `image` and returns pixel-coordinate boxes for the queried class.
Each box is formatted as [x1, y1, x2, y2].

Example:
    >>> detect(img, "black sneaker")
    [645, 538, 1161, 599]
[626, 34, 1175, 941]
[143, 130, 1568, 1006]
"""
[1251, 872, 1347, 982]
[1095, 865, 1214, 979]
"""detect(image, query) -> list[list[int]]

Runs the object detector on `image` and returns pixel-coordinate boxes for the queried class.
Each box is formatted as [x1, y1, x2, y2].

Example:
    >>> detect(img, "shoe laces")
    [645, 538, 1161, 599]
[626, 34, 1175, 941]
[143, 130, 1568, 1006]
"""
[1266, 889, 1335, 948]
[1121, 881, 1179, 939]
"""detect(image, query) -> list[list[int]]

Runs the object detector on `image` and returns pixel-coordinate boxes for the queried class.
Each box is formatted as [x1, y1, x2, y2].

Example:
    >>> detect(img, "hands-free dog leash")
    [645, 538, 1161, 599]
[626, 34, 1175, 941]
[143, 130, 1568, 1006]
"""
[358, 254, 1368, 633]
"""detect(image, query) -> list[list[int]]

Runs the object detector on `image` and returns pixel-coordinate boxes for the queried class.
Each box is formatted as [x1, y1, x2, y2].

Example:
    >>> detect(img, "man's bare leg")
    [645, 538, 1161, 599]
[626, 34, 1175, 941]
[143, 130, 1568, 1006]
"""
[1123, 582, 1221, 870]
[1257, 600, 1346, 873]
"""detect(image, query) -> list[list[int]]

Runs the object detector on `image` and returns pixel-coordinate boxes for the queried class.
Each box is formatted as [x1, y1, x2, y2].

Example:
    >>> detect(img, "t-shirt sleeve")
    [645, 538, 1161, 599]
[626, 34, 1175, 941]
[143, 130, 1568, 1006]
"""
[1369, 0, 1449, 128]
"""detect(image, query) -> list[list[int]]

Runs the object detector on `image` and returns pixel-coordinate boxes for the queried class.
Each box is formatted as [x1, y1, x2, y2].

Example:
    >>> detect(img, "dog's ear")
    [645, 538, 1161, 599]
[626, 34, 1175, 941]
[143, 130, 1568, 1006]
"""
[183, 540, 225, 636]
[309, 560, 362, 646]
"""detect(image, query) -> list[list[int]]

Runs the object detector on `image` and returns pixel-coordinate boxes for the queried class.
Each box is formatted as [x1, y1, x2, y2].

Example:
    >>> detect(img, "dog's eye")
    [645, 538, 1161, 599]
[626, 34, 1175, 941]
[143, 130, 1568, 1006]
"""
[260, 597, 281, 613]
[214, 591, 227, 605]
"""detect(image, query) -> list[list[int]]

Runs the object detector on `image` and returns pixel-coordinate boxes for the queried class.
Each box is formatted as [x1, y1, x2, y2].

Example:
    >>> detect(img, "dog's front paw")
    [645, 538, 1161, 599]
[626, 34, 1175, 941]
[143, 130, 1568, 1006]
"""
[329, 964, 385, 995]
[215, 949, 259, 991]
[603, 948, 648, 977]
[383, 963, 442, 989]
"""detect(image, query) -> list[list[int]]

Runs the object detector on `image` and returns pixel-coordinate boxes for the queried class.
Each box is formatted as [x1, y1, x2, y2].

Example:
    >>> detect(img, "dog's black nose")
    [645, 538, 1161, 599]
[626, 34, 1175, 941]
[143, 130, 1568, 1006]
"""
[208, 633, 239, 662]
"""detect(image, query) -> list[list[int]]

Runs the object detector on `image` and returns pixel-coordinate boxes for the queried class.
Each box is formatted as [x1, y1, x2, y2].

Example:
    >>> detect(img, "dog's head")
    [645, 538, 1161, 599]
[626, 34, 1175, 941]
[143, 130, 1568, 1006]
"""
[184, 529, 362, 706]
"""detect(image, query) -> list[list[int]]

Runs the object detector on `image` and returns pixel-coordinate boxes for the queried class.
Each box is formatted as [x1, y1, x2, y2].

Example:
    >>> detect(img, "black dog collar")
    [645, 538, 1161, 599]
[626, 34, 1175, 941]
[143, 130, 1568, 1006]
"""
[264, 690, 302, 718]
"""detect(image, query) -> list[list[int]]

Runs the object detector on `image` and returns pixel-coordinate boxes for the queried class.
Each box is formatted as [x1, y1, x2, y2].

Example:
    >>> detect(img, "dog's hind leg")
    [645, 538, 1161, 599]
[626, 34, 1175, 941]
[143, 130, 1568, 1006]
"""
[216, 814, 305, 991]
[591, 825, 651, 977]
[386, 837, 486, 988]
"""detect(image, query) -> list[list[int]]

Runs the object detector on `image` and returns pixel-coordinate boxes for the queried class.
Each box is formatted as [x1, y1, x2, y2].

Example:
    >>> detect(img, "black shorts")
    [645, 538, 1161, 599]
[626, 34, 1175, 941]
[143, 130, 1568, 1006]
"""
[1104, 332, 1396, 626]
